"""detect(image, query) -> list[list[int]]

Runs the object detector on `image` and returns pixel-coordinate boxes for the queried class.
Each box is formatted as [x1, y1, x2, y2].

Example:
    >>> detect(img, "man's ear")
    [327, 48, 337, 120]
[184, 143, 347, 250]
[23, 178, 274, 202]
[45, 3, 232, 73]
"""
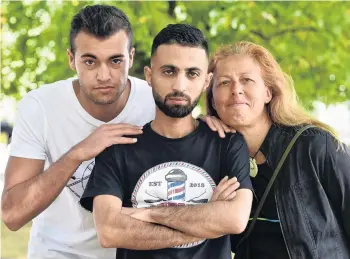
[203, 72, 213, 92]
[67, 49, 76, 71]
[144, 66, 152, 87]
[129, 47, 135, 68]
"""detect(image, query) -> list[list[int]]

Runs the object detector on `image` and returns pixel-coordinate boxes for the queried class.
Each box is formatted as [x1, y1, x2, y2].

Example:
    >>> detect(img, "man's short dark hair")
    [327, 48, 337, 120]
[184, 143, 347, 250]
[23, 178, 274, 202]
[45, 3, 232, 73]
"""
[69, 5, 133, 53]
[151, 24, 208, 57]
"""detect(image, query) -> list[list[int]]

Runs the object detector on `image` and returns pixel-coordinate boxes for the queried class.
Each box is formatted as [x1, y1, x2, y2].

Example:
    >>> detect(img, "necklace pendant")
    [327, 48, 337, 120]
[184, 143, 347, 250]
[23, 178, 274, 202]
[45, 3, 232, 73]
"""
[250, 157, 258, 178]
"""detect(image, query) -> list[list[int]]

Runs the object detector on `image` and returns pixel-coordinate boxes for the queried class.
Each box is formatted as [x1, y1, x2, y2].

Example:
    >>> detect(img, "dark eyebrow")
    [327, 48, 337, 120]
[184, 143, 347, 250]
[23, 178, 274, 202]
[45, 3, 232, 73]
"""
[109, 54, 125, 60]
[186, 67, 202, 72]
[80, 53, 97, 59]
[160, 65, 177, 70]
[159, 65, 202, 72]
[80, 53, 125, 60]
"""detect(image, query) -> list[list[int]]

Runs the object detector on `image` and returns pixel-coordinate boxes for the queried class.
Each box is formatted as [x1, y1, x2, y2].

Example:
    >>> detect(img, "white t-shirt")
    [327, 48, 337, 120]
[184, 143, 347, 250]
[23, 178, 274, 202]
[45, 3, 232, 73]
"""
[9, 76, 155, 259]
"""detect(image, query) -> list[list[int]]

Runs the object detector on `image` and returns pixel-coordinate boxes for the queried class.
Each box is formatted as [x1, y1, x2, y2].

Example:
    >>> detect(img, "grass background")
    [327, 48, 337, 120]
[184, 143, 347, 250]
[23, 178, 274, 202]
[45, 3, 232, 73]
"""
[1, 221, 31, 259]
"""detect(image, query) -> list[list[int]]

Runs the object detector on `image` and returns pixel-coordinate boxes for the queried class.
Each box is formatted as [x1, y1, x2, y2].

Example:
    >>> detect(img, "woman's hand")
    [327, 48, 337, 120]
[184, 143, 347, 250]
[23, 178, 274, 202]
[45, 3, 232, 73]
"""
[198, 115, 236, 138]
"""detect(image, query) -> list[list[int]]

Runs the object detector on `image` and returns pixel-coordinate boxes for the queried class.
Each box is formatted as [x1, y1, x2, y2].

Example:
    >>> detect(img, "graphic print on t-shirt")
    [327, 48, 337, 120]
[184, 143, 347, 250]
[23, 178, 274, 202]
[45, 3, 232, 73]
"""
[66, 158, 95, 199]
[131, 161, 216, 248]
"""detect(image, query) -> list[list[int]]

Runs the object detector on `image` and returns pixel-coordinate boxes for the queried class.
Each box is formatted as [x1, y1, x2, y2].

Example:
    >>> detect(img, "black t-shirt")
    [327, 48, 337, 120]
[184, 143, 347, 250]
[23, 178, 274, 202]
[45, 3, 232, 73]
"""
[234, 162, 289, 259]
[80, 120, 252, 259]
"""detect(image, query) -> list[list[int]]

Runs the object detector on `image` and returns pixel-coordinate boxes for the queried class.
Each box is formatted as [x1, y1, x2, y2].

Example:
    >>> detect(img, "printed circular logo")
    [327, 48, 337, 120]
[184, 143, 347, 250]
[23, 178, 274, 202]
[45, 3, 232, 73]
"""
[131, 161, 216, 248]
[66, 159, 95, 199]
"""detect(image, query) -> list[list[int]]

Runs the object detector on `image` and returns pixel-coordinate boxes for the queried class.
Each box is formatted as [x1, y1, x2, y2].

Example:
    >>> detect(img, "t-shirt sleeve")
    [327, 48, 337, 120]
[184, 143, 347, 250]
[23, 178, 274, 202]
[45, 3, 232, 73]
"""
[80, 145, 124, 212]
[9, 94, 47, 160]
[224, 133, 252, 190]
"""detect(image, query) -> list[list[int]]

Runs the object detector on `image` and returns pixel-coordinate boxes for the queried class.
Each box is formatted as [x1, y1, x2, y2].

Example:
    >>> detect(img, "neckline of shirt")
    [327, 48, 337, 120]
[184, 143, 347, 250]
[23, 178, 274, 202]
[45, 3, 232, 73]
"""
[143, 119, 204, 143]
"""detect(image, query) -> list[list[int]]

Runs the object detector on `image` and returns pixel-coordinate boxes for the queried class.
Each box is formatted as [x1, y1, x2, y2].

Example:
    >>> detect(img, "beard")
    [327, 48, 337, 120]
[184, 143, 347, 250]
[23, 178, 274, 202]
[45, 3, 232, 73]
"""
[153, 89, 200, 118]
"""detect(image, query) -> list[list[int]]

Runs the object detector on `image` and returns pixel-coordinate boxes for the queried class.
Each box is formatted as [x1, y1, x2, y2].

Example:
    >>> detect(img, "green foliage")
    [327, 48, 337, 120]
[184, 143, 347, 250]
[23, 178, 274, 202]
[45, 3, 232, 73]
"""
[1, 1, 350, 108]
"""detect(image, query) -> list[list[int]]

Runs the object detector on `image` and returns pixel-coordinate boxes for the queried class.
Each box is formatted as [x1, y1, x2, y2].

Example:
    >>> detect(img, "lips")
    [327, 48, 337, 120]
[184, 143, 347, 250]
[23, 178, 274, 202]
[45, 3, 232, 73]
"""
[94, 86, 114, 94]
[227, 101, 249, 107]
[167, 97, 188, 101]
[166, 98, 189, 105]
[94, 86, 114, 90]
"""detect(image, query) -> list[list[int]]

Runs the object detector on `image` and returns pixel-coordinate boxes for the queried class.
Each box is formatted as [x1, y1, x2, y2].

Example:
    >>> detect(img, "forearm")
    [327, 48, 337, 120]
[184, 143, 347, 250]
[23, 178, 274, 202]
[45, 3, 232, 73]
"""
[149, 200, 249, 238]
[99, 213, 203, 250]
[1, 151, 81, 230]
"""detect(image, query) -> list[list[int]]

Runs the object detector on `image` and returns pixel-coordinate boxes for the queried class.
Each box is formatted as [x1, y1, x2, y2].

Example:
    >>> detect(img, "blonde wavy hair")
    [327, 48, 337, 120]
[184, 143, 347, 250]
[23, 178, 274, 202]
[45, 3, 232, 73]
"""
[206, 41, 340, 141]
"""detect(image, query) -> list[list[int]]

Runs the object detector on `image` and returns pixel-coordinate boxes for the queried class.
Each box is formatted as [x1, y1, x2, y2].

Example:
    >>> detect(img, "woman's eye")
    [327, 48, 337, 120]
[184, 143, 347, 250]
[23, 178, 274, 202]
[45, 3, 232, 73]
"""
[242, 78, 253, 83]
[219, 80, 230, 86]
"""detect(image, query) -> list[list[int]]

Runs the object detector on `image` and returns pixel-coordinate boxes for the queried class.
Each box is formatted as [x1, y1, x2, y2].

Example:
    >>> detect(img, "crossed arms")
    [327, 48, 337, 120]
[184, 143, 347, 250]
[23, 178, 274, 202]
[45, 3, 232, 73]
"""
[80, 133, 253, 250]
[90, 181, 252, 249]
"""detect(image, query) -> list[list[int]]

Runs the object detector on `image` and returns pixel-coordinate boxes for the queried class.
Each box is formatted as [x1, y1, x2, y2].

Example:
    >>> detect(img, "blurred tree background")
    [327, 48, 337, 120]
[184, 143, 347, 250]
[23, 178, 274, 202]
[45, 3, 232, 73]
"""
[1, 0, 350, 110]
[1, 1, 350, 258]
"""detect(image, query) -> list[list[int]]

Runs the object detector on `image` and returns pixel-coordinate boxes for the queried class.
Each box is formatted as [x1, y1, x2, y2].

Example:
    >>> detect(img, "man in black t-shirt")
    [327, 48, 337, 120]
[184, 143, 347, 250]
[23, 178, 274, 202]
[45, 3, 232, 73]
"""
[80, 24, 253, 259]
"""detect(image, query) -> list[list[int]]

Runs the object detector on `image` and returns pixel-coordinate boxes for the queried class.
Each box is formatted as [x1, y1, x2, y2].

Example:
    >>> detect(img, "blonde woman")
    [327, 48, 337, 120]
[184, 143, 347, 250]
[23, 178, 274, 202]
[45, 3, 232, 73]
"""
[204, 41, 350, 259]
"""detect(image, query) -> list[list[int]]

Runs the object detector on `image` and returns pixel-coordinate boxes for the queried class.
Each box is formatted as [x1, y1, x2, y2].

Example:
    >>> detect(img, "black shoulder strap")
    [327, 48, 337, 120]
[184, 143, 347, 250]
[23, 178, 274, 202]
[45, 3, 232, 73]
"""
[237, 125, 315, 246]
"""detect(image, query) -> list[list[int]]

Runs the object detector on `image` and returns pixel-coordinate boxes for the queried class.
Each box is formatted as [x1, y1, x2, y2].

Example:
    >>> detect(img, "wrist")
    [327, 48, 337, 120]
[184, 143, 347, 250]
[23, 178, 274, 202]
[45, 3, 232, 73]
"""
[65, 147, 84, 165]
[148, 207, 166, 224]
[139, 208, 157, 223]
[146, 208, 155, 223]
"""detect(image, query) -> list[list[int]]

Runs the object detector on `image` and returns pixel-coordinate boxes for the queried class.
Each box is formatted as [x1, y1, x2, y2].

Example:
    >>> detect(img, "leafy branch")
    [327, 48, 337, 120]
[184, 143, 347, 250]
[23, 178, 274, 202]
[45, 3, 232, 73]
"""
[250, 26, 318, 41]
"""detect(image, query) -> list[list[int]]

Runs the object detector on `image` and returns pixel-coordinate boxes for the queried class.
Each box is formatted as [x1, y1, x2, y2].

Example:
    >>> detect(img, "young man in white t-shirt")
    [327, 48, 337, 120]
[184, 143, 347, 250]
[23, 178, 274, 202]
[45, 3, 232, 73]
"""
[1, 5, 155, 259]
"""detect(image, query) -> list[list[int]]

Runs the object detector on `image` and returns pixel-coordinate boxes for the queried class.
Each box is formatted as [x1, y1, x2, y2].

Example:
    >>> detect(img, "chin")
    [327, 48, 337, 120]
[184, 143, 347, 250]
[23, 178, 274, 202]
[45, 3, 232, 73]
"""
[222, 115, 248, 128]
[89, 93, 117, 105]
[93, 97, 117, 105]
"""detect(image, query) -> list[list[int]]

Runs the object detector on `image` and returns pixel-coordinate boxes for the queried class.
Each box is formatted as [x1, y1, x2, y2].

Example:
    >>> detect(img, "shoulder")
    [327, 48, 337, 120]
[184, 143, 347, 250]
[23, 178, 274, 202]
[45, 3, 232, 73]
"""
[199, 122, 247, 151]
[26, 78, 73, 99]
[129, 76, 149, 87]
[198, 121, 246, 143]
[224, 132, 248, 156]
[21, 78, 74, 108]
[128, 76, 155, 109]
[129, 76, 152, 96]
[110, 123, 152, 154]
[96, 144, 120, 163]
[274, 124, 348, 158]
[273, 124, 329, 145]
[226, 132, 246, 145]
